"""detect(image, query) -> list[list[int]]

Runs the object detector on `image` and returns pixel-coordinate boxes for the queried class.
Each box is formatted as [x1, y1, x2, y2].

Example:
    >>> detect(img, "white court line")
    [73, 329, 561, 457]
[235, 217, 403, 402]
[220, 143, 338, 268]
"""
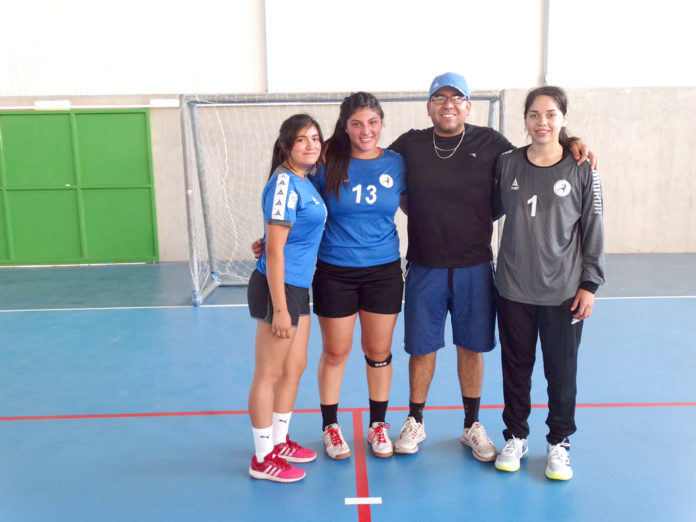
[0, 304, 247, 313]
[345, 497, 382, 505]
[0, 295, 693, 314]
[595, 296, 696, 300]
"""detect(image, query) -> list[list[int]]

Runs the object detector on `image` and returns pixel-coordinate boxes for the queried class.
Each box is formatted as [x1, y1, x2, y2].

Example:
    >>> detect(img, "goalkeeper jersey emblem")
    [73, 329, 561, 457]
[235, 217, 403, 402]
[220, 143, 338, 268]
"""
[553, 180, 571, 197]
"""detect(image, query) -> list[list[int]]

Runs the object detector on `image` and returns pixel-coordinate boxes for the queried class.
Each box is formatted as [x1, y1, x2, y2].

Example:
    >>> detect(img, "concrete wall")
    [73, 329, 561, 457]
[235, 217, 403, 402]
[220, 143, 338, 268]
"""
[1, 0, 694, 259]
[1, 87, 694, 261]
[502, 87, 696, 254]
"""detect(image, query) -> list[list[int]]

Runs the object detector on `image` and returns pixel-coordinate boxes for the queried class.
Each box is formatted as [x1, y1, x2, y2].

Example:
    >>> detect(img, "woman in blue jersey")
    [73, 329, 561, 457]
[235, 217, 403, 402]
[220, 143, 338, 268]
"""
[313, 92, 406, 459]
[492, 87, 605, 481]
[252, 94, 407, 459]
[247, 114, 327, 483]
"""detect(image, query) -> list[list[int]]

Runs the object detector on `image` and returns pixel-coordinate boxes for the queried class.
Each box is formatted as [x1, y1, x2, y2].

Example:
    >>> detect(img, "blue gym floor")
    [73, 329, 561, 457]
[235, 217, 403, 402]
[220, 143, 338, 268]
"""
[1, 255, 694, 522]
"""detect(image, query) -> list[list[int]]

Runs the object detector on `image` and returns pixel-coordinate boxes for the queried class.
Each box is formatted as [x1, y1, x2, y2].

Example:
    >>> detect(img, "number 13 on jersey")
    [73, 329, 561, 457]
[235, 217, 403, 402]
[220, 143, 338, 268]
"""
[353, 184, 377, 204]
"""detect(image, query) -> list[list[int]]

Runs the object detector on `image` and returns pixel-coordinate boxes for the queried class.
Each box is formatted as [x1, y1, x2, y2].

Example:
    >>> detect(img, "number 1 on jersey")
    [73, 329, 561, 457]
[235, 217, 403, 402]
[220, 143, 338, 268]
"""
[527, 195, 537, 217]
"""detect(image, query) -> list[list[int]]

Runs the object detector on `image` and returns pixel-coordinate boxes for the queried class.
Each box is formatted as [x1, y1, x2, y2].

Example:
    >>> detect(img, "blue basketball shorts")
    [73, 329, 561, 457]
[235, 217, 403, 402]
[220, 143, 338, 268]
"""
[404, 262, 496, 355]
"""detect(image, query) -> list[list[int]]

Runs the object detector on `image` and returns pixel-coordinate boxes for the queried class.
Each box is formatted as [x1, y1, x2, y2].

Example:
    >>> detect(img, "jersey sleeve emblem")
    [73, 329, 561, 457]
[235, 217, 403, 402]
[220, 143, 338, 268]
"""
[379, 174, 394, 188]
[287, 191, 298, 210]
[553, 179, 572, 197]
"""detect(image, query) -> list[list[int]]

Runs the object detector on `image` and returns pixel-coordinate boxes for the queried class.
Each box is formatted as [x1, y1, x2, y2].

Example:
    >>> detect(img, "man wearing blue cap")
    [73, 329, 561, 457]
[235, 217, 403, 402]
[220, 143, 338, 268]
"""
[389, 72, 591, 460]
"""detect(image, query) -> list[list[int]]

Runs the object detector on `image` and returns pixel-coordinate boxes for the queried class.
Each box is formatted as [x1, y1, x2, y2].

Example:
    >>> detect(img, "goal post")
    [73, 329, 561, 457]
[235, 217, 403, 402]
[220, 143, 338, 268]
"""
[180, 91, 504, 306]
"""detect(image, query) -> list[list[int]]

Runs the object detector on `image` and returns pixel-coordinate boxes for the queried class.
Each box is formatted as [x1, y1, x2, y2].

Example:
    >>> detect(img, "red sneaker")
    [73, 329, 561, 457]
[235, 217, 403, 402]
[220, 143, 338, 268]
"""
[275, 435, 317, 463]
[248, 450, 306, 483]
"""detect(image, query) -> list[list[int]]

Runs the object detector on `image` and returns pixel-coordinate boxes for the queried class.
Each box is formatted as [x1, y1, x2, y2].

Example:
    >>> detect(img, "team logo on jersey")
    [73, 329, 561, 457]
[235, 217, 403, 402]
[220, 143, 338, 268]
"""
[511, 178, 519, 190]
[379, 174, 394, 188]
[287, 191, 298, 209]
[553, 180, 571, 197]
[312, 196, 320, 205]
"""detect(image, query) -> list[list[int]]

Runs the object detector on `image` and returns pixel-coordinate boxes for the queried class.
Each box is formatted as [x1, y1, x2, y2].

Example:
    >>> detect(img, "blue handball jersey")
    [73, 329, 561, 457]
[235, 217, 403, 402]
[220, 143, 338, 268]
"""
[312, 149, 406, 267]
[255, 167, 327, 288]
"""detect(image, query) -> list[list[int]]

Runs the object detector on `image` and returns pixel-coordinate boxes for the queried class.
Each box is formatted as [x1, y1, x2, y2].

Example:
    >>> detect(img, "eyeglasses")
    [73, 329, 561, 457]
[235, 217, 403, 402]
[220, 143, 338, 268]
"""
[429, 94, 468, 105]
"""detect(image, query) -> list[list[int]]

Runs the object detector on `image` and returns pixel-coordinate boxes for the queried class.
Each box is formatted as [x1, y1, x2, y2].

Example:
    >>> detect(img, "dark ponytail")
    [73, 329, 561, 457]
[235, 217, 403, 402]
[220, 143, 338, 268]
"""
[269, 113, 323, 179]
[524, 86, 575, 150]
[324, 92, 384, 198]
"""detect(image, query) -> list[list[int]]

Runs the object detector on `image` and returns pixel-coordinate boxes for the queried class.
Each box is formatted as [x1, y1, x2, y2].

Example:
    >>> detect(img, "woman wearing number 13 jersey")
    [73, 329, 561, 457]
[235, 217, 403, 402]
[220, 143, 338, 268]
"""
[311, 92, 406, 460]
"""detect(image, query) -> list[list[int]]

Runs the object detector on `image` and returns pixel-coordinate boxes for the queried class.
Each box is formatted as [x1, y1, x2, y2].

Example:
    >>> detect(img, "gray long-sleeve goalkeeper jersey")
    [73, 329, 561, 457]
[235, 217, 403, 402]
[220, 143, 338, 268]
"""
[493, 146, 605, 306]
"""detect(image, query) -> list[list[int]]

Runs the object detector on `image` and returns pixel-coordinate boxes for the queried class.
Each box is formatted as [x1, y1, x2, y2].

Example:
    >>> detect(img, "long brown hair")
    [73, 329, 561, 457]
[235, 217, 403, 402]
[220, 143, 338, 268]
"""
[323, 92, 384, 198]
[269, 113, 323, 179]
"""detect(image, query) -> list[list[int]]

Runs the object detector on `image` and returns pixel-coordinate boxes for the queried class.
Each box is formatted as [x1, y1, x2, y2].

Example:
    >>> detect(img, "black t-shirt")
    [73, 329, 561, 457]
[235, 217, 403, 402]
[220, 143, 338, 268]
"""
[390, 124, 514, 267]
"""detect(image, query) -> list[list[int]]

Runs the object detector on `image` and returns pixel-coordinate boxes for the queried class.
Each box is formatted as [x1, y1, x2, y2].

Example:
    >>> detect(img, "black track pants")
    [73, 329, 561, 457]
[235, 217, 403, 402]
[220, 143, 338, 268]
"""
[496, 294, 583, 444]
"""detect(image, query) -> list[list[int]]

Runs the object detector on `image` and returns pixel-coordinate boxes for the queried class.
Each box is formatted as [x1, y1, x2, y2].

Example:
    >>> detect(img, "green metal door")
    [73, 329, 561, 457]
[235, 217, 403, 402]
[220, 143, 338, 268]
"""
[0, 110, 158, 265]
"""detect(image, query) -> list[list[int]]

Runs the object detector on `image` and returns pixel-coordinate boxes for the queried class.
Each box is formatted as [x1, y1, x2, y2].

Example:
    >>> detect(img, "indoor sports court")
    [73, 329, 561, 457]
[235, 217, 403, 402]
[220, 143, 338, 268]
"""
[1, 254, 694, 521]
[2, 1, 695, 521]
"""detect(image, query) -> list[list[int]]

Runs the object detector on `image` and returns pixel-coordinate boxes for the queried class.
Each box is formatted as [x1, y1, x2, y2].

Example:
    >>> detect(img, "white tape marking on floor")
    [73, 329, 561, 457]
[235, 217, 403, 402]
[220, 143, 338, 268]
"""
[595, 295, 696, 300]
[0, 304, 248, 313]
[344, 497, 382, 505]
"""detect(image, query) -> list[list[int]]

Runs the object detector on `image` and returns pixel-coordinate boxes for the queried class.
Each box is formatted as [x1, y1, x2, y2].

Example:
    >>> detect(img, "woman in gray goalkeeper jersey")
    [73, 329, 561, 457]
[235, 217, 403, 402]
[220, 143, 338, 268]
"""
[492, 86, 605, 481]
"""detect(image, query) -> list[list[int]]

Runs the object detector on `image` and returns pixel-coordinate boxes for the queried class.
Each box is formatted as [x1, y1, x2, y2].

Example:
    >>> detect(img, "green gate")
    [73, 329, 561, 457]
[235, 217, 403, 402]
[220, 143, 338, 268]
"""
[0, 110, 158, 265]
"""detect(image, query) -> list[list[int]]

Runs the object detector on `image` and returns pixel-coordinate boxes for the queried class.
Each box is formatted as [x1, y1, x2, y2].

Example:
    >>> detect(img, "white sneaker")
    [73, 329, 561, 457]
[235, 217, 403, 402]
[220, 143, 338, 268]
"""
[460, 421, 498, 462]
[393, 416, 426, 454]
[322, 423, 351, 460]
[495, 436, 529, 472]
[545, 441, 573, 480]
[367, 422, 393, 458]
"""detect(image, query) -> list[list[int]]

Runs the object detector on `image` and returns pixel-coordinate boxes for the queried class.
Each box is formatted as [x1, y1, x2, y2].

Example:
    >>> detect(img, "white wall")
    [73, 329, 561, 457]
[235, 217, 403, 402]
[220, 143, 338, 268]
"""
[265, 0, 542, 92]
[1, 0, 267, 96]
[3, 0, 693, 97]
[547, 0, 695, 88]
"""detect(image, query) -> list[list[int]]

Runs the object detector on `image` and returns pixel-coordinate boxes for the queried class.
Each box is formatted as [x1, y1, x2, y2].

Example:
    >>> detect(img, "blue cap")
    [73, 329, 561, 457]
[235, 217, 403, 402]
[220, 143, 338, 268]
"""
[429, 72, 470, 99]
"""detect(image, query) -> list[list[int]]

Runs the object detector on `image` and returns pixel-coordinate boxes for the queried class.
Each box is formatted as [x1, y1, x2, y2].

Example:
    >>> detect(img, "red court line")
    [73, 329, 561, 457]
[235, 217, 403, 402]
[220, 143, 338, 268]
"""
[1, 402, 694, 422]
[351, 410, 371, 522]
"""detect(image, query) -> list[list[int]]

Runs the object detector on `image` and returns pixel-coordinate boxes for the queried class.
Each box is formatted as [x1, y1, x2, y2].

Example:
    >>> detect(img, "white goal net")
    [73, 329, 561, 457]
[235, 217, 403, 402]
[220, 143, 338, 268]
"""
[180, 91, 503, 305]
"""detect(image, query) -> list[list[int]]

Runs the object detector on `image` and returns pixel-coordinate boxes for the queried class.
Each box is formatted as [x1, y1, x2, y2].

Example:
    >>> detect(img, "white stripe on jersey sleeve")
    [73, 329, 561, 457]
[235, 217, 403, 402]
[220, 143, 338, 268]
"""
[271, 173, 290, 221]
[591, 170, 603, 215]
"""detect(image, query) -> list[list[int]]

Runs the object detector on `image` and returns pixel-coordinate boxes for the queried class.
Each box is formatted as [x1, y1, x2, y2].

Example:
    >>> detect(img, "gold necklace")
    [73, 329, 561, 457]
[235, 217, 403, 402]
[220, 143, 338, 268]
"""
[433, 129, 465, 160]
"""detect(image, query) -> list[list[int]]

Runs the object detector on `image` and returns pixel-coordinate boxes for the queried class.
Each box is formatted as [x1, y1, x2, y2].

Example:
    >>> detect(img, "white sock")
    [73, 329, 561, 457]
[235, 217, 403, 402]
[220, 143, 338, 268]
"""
[252, 426, 273, 462]
[272, 411, 292, 445]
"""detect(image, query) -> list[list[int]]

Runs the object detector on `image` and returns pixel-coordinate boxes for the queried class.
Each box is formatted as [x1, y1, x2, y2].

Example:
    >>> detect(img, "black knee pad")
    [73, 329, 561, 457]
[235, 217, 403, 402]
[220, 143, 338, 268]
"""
[365, 352, 392, 368]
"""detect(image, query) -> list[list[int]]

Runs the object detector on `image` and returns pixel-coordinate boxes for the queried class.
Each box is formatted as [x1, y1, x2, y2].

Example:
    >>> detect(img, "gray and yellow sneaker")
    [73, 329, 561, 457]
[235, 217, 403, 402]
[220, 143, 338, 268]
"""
[494, 436, 528, 472]
[545, 440, 573, 480]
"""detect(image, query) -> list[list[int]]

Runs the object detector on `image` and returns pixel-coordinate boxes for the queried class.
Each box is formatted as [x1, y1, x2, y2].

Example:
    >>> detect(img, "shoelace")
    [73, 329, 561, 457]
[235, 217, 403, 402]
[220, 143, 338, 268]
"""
[267, 451, 290, 471]
[548, 441, 570, 463]
[369, 423, 391, 444]
[401, 419, 420, 439]
[501, 438, 522, 456]
[468, 423, 492, 444]
[327, 427, 344, 447]
[285, 439, 301, 454]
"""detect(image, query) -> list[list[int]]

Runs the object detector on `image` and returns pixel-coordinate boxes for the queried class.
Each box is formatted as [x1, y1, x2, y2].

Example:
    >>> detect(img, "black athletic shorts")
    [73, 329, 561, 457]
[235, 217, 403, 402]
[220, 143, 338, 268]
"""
[247, 269, 310, 327]
[312, 259, 403, 318]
